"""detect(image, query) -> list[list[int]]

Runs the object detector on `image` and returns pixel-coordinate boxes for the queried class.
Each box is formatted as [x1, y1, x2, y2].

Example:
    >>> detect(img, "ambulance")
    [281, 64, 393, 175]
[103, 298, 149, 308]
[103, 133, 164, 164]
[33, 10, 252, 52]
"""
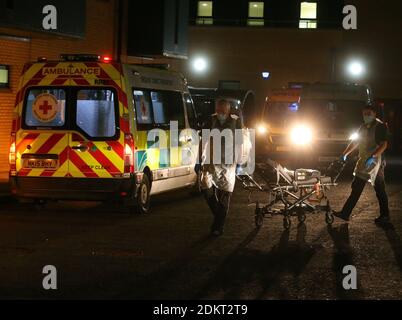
[9, 54, 200, 213]
[256, 87, 301, 157]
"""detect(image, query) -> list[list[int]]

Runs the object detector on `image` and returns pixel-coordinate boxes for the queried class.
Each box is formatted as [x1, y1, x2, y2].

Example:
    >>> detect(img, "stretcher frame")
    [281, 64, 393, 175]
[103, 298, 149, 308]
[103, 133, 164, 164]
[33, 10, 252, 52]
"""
[237, 159, 345, 230]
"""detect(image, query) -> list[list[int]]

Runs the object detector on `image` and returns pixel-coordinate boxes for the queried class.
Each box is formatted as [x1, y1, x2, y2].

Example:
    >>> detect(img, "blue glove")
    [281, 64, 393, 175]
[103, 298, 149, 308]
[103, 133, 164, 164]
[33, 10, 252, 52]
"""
[365, 156, 377, 170]
[340, 155, 347, 163]
[194, 164, 201, 174]
[236, 164, 242, 175]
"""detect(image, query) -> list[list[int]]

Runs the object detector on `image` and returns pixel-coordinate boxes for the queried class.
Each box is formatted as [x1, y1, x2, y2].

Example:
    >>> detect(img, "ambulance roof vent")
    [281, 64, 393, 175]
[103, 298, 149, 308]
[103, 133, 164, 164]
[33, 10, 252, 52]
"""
[60, 54, 101, 62]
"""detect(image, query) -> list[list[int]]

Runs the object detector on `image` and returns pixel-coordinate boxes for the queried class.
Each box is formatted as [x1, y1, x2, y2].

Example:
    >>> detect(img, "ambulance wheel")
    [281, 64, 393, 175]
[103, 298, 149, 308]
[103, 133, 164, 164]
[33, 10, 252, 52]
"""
[326, 212, 334, 225]
[283, 217, 291, 230]
[136, 175, 151, 214]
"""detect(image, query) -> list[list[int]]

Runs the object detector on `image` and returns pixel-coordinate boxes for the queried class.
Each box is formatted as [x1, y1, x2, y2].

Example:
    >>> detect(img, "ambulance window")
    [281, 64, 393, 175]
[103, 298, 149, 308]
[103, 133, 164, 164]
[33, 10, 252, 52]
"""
[150, 91, 167, 125]
[76, 89, 117, 139]
[24, 88, 66, 128]
[159, 91, 185, 129]
[134, 90, 153, 125]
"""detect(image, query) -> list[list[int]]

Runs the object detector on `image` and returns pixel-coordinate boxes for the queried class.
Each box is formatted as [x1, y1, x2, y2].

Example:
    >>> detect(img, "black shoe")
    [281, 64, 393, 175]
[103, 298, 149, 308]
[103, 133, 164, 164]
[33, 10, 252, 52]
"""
[210, 229, 224, 237]
[332, 211, 350, 222]
[375, 216, 390, 225]
[210, 218, 219, 233]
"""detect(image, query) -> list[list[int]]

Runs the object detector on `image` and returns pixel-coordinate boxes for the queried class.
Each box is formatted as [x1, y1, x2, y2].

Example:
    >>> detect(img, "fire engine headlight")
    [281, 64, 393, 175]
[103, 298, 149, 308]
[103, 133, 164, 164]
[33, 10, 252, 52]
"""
[349, 132, 359, 141]
[290, 125, 313, 146]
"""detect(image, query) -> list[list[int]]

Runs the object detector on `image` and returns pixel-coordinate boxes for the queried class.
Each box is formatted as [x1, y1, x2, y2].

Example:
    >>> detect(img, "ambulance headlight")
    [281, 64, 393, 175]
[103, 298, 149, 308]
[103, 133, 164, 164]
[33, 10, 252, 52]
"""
[257, 124, 268, 135]
[349, 132, 359, 141]
[290, 125, 313, 146]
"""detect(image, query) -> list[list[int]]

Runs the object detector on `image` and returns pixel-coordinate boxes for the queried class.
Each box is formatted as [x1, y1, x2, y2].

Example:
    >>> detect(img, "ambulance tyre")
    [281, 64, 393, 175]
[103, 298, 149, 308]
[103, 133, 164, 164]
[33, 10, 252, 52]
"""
[136, 174, 151, 215]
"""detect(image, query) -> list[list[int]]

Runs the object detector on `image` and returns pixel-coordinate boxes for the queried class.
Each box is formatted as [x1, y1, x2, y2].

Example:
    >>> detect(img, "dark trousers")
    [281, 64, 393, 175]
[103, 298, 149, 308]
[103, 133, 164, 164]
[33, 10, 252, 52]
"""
[203, 187, 232, 232]
[341, 169, 390, 218]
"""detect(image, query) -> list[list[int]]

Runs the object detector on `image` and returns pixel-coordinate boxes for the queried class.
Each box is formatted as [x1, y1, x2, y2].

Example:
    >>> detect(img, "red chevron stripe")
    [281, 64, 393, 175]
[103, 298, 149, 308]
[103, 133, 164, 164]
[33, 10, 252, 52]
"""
[50, 77, 69, 86]
[106, 141, 124, 160]
[40, 146, 69, 177]
[16, 79, 42, 106]
[36, 134, 65, 154]
[87, 142, 121, 175]
[73, 77, 91, 86]
[85, 62, 128, 108]
[18, 169, 32, 177]
[16, 133, 40, 153]
[69, 151, 99, 178]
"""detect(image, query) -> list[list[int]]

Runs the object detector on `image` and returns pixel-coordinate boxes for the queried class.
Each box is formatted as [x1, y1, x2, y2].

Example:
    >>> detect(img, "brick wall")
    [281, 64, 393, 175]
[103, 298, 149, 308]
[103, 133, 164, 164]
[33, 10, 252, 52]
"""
[0, 0, 117, 174]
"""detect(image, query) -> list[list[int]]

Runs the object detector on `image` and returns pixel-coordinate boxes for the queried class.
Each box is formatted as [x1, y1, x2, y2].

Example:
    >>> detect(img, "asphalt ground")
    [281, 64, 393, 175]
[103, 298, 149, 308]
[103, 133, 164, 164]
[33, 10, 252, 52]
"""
[0, 158, 401, 300]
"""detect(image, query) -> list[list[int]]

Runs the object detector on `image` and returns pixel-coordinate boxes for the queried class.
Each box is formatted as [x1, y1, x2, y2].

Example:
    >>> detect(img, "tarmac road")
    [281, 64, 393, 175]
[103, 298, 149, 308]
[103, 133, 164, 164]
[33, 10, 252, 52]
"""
[0, 158, 401, 300]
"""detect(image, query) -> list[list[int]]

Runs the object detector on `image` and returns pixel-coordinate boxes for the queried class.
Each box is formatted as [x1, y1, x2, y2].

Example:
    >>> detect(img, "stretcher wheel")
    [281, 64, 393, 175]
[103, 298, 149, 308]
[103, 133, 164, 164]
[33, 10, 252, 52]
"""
[326, 212, 334, 225]
[283, 217, 291, 230]
[255, 214, 264, 228]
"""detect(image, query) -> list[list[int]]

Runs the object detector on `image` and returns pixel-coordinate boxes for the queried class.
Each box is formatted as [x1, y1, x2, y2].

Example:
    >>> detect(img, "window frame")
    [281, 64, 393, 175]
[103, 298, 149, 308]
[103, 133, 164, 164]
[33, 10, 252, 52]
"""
[299, 2, 318, 29]
[133, 88, 186, 131]
[248, 1, 265, 27]
[22, 86, 120, 142]
[22, 86, 70, 131]
[196, 1, 213, 25]
[73, 87, 120, 141]
[0, 65, 10, 89]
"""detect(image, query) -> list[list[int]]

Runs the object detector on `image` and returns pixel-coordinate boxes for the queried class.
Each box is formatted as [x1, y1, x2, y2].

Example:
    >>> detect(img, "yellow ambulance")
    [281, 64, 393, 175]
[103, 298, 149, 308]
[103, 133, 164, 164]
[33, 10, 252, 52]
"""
[9, 54, 200, 213]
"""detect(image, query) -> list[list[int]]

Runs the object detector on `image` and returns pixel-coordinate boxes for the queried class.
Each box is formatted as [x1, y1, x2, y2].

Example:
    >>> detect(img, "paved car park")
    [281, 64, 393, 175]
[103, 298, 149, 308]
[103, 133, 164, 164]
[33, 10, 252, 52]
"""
[0, 159, 401, 300]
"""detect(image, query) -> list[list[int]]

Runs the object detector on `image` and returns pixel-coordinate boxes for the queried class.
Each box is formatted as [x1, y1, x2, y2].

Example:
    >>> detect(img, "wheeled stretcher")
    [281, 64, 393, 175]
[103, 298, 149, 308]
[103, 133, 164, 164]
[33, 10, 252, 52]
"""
[237, 159, 346, 230]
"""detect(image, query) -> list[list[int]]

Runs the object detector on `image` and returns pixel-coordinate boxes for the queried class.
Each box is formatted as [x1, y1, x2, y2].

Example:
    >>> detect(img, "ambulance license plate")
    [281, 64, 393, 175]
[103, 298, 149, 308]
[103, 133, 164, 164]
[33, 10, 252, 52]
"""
[25, 159, 58, 169]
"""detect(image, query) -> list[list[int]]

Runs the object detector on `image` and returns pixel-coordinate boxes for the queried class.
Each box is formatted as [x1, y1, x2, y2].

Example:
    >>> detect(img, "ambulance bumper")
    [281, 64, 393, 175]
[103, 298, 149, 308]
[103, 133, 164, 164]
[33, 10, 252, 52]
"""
[10, 177, 136, 201]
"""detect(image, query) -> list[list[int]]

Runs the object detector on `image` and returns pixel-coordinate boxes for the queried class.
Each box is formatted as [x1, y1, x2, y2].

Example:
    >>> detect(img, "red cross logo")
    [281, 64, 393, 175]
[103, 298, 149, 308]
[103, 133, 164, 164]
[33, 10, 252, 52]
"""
[141, 102, 147, 115]
[39, 101, 53, 115]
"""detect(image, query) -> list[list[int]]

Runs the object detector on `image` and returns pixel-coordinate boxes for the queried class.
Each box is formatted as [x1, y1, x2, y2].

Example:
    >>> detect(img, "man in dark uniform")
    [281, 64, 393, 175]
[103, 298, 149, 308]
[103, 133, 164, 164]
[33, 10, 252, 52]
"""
[199, 98, 244, 237]
[334, 104, 390, 224]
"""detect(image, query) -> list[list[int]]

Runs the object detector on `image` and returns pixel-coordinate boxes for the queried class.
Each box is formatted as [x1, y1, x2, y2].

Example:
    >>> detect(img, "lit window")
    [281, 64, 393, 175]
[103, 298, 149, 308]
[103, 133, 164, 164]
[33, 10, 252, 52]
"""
[299, 20, 317, 29]
[196, 1, 213, 25]
[300, 2, 317, 29]
[248, 2, 264, 26]
[0, 65, 9, 88]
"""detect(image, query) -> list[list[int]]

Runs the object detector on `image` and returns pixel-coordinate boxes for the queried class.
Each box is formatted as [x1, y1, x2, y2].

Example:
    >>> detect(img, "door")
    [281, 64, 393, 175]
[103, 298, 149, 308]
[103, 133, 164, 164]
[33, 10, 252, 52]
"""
[18, 87, 69, 178]
[68, 88, 124, 178]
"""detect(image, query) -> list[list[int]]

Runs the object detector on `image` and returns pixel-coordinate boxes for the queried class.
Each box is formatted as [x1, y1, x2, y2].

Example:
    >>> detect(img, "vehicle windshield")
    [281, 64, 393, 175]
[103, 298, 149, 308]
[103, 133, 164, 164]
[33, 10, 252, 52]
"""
[299, 99, 365, 130]
[264, 101, 299, 126]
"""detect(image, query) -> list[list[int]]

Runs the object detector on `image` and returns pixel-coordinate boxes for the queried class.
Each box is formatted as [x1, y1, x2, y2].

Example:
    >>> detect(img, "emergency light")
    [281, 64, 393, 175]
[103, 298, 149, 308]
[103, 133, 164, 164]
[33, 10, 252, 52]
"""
[60, 54, 101, 62]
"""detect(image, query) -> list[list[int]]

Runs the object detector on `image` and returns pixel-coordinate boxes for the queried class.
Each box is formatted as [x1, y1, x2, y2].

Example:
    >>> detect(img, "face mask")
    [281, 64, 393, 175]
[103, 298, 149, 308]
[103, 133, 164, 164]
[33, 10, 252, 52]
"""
[217, 114, 228, 124]
[363, 115, 375, 125]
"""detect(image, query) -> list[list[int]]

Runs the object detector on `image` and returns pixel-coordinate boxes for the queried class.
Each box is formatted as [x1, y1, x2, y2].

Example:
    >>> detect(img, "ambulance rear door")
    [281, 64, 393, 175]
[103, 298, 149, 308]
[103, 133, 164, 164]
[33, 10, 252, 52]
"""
[18, 86, 70, 178]
[68, 87, 124, 179]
